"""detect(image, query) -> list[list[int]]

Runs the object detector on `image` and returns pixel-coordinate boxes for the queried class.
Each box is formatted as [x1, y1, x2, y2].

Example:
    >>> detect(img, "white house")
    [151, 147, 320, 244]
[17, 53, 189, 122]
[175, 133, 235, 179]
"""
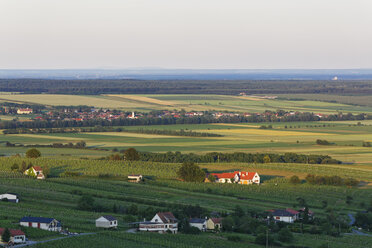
[0, 193, 19, 203]
[17, 108, 33, 114]
[19, 217, 61, 232]
[95, 215, 118, 229]
[268, 209, 300, 223]
[189, 218, 207, 231]
[209, 171, 260, 185]
[128, 175, 143, 183]
[0, 228, 26, 244]
[139, 212, 178, 234]
[24, 166, 45, 180]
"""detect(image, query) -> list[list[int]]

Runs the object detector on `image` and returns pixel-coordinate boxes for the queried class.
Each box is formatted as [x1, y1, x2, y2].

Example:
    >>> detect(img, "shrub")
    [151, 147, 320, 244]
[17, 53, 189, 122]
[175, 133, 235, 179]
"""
[26, 148, 41, 158]
[289, 175, 301, 184]
[177, 162, 206, 182]
[227, 235, 242, 242]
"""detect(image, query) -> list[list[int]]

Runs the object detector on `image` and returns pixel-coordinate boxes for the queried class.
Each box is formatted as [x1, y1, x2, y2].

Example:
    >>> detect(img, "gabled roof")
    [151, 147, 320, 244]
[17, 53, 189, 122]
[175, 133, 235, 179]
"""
[211, 172, 236, 179]
[157, 212, 177, 223]
[286, 208, 299, 215]
[189, 218, 206, 224]
[102, 215, 117, 221]
[210, 218, 222, 224]
[32, 166, 43, 171]
[271, 209, 296, 217]
[20, 217, 58, 224]
[239, 172, 257, 180]
[0, 228, 25, 236]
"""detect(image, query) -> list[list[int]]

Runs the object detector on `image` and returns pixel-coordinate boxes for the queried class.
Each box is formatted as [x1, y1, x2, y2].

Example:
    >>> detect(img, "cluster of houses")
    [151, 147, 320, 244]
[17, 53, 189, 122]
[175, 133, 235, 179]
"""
[24, 166, 45, 180]
[207, 171, 260, 185]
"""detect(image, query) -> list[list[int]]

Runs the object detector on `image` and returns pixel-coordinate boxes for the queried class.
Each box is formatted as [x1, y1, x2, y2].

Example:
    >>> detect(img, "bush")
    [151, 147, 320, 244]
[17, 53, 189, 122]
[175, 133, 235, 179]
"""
[177, 162, 206, 182]
[316, 139, 331, 145]
[124, 148, 140, 161]
[25, 148, 41, 158]
[289, 175, 301, 184]
[227, 235, 242, 242]
[278, 228, 294, 243]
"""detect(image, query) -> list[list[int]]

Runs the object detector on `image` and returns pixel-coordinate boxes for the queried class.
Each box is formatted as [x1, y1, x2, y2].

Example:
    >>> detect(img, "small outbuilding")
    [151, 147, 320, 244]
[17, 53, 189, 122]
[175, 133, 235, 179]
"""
[96, 215, 118, 229]
[128, 175, 143, 183]
[0, 193, 19, 203]
[206, 218, 222, 231]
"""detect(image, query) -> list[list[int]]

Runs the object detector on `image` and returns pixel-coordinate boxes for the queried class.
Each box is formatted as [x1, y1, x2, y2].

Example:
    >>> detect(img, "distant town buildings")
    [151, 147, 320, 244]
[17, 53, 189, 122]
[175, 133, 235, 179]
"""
[17, 108, 33, 114]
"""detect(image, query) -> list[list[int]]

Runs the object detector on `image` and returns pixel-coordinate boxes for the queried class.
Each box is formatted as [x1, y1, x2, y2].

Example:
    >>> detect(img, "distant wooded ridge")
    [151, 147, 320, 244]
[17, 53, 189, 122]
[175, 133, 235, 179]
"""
[0, 79, 372, 95]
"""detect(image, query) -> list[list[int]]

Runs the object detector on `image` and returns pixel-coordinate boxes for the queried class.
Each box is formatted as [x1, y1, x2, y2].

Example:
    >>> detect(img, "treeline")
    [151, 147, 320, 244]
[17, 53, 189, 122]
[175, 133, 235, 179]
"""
[2, 126, 222, 137]
[305, 174, 359, 187]
[5, 141, 87, 149]
[1, 112, 371, 130]
[106, 151, 341, 164]
[0, 79, 372, 95]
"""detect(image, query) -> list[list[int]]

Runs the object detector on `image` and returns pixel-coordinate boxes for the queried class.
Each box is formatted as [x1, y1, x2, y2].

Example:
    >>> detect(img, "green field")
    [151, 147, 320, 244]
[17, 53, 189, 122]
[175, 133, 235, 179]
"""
[0, 157, 371, 247]
[1, 94, 372, 114]
[2, 120, 372, 164]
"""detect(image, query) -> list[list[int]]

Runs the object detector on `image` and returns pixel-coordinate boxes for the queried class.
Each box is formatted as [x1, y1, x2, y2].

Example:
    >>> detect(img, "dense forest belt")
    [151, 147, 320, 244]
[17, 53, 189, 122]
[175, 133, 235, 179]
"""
[0, 79, 372, 95]
[2, 126, 223, 137]
[112, 151, 341, 165]
[1, 113, 371, 130]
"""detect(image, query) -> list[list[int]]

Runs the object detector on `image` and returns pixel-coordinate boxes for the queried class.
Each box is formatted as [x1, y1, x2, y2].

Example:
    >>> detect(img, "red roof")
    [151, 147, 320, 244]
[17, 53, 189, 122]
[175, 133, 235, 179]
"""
[239, 172, 257, 180]
[157, 212, 177, 223]
[210, 218, 222, 224]
[0, 228, 25, 236]
[286, 208, 299, 215]
[211, 172, 236, 179]
[33, 166, 43, 171]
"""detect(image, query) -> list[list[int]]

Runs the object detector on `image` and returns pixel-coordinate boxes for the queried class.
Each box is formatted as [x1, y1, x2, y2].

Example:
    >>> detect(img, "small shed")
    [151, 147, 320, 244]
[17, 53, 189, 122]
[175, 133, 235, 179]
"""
[128, 175, 143, 183]
[96, 215, 118, 229]
[0, 193, 19, 203]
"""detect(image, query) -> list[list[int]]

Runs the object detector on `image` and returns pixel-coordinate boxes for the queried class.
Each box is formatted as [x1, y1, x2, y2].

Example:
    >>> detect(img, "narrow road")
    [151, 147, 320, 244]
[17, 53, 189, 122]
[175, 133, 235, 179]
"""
[12, 233, 96, 247]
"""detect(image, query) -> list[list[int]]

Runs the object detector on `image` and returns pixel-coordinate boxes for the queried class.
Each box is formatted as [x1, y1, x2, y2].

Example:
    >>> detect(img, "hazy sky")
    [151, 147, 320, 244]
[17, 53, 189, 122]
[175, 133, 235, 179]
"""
[0, 0, 371, 69]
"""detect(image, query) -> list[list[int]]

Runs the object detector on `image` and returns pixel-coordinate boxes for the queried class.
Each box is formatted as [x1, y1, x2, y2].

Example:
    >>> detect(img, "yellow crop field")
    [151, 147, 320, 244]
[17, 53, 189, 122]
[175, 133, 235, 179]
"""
[106, 94, 176, 106]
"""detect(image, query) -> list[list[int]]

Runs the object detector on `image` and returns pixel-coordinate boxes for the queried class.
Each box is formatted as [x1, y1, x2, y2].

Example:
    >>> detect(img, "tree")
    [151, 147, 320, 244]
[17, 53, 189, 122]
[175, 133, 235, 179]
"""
[222, 216, 234, 231]
[26, 148, 41, 158]
[278, 228, 293, 243]
[1, 228, 11, 243]
[263, 155, 271, 163]
[77, 195, 94, 211]
[124, 148, 140, 161]
[289, 175, 301, 184]
[11, 163, 19, 171]
[177, 162, 206, 182]
[207, 174, 216, 183]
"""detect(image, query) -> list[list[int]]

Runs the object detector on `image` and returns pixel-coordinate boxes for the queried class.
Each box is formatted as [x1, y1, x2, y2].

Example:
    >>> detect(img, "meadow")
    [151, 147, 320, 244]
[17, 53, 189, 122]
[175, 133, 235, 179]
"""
[1, 93, 372, 114]
[2, 120, 372, 164]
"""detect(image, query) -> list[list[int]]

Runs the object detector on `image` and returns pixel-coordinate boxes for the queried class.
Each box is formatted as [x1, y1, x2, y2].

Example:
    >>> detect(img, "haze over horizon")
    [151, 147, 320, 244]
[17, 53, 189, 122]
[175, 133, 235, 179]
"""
[1, 0, 371, 70]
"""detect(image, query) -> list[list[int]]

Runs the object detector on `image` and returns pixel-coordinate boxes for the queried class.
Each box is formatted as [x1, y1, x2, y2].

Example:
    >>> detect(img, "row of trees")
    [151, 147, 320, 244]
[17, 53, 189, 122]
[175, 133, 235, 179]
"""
[1, 112, 371, 130]
[305, 174, 359, 186]
[1, 79, 371, 95]
[138, 151, 341, 164]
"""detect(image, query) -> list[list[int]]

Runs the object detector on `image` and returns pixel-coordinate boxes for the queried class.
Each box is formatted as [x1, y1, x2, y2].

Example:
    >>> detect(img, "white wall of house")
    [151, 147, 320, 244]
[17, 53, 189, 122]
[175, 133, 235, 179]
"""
[95, 217, 117, 228]
[273, 216, 294, 223]
[19, 221, 61, 231]
[0, 194, 18, 202]
[12, 235, 26, 244]
[190, 222, 206, 231]
[139, 223, 178, 234]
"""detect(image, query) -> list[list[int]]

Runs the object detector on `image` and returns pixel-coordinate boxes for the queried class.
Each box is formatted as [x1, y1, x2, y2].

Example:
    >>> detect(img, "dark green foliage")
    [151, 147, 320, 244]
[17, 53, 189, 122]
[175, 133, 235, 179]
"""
[77, 195, 94, 211]
[11, 163, 19, 171]
[305, 174, 359, 186]
[227, 235, 242, 242]
[316, 139, 331, 145]
[124, 148, 140, 161]
[177, 162, 206, 182]
[277, 228, 294, 243]
[1, 228, 11, 243]
[290, 175, 301, 184]
[26, 148, 41, 158]
[221, 216, 234, 232]
[362, 141, 371, 147]
[355, 212, 372, 229]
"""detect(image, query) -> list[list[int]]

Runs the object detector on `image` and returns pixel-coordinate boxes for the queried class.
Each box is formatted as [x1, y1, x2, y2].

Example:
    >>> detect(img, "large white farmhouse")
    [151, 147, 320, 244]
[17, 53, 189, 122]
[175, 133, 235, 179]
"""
[139, 212, 178, 234]
[209, 171, 260, 185]
[19, 217, 61, 232]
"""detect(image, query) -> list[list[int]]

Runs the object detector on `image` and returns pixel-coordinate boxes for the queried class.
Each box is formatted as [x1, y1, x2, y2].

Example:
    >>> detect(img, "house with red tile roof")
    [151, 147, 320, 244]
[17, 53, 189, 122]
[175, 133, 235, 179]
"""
[206, 218, 222, 231]
[24, 166, 45, 180]
[209, 171, 260, 185]
[0, 228, 26, 244]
